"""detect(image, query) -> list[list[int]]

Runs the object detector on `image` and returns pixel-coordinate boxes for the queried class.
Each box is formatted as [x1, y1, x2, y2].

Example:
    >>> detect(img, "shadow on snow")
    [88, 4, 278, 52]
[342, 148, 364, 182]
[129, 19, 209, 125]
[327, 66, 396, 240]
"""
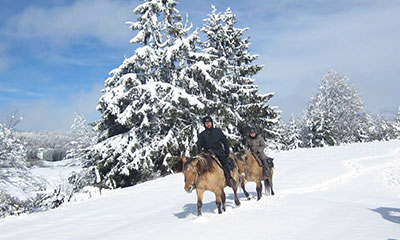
[370, 207, 400, 224]
[173, 191, 254, 219]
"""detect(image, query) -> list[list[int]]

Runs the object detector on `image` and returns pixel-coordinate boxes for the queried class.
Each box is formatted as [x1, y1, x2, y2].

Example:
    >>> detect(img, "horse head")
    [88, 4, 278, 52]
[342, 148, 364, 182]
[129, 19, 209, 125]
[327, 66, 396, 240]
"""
[182, 155, 199, 193]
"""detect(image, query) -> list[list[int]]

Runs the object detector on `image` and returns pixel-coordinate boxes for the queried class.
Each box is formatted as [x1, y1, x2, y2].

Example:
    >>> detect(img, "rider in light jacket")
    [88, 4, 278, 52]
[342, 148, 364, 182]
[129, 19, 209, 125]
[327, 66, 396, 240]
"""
[245, 128, 274, 174]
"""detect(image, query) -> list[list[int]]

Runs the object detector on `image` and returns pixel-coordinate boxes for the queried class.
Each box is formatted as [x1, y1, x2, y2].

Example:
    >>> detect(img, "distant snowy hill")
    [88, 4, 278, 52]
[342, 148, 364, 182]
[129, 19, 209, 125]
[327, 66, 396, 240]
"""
[1, 140, 399, 240]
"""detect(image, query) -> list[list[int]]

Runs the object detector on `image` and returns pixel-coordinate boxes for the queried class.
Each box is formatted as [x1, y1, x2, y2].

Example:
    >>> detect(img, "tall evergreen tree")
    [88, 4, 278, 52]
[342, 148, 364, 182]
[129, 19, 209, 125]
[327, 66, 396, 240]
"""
[92, 2, 281, 188]
[302, 70, 365, 147]
[285, 114, 302, 150]
[92, 0, 202, 188]
[199, 6, 281, 149]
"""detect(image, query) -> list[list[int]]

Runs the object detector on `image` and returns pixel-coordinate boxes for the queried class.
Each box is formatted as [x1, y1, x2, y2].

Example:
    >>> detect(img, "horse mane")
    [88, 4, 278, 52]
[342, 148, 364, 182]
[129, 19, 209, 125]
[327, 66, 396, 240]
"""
[183, 153, 216, 175]
[197, 153, 217, 174]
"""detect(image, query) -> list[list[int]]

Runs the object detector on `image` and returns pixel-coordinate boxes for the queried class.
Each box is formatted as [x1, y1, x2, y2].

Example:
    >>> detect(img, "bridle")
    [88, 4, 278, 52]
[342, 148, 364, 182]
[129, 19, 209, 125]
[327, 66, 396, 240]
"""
[184, 160, 200, 192]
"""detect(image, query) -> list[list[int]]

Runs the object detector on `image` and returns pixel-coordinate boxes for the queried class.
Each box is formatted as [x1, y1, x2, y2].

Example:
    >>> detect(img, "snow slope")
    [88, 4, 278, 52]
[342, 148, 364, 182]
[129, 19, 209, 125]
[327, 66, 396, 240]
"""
[1, 141, 399, 240]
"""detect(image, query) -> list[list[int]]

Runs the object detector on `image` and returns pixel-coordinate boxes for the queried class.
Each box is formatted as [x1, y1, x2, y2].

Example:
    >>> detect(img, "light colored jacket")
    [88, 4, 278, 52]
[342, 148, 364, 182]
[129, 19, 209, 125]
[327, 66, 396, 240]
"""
[245, 134, 267, 160]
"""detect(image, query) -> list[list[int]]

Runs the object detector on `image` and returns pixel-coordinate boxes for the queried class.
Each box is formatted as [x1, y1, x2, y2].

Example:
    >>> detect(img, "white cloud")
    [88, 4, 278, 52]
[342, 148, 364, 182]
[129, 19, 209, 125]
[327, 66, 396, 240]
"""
[247, 0, 400, 120]
[2, 0, 399, 126]
[8, 82, 103, 131]
[3, 0, 136, 48]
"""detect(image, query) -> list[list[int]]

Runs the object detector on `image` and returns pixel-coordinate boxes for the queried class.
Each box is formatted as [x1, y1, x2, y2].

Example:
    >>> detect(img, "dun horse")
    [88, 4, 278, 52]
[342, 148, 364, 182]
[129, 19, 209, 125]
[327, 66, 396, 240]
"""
[235, 151, 274, 200]
[182, 153, 241, 216]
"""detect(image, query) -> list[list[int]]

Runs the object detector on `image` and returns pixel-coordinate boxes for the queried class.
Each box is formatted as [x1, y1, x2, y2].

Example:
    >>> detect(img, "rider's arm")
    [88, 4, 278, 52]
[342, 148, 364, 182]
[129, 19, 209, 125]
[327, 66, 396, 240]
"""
[196, 133, 204, 153]
[219, 129, 230, 155]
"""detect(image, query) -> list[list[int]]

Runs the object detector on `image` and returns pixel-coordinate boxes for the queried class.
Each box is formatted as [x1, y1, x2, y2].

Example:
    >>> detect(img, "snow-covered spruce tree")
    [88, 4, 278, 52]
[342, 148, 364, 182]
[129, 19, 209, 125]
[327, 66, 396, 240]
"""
[302, 70, 365, 147]
[92, 0, 205, 188]
[199, 6, 281, 149]
[303, 97, 336, 147]
[353, 112, 375, 143]
[285, 114, 302, 150]
[368, 115, 397, 141]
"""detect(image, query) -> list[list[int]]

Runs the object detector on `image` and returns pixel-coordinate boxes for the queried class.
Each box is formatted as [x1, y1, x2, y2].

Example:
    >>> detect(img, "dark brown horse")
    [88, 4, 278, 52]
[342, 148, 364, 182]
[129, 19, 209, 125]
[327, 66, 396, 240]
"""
[234, 151, 274, 200]
[182, 153, 241, 216]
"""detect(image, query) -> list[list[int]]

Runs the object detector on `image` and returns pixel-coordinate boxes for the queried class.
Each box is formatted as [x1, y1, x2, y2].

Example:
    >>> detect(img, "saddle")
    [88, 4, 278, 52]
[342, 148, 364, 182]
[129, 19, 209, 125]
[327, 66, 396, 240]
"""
[201, 151, 236, 170]
[247, 151, 274, 168]
[249, 152, 264, 168]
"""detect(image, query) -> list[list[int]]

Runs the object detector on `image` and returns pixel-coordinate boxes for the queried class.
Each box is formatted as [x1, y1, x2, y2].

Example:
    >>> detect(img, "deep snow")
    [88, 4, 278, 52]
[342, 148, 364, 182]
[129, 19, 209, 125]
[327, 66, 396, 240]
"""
[1, 140, 399, 240]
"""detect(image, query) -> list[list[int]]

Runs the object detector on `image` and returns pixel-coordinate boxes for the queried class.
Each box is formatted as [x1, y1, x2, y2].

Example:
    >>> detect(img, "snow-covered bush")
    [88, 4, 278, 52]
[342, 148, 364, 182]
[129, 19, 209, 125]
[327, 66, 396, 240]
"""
[0, 123, 48, 217]
[66, 113, 95, 162]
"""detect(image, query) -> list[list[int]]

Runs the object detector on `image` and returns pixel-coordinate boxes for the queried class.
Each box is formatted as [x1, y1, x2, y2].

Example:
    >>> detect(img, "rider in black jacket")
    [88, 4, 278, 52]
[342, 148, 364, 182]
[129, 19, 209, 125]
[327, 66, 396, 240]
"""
[197, 116, 236, 187]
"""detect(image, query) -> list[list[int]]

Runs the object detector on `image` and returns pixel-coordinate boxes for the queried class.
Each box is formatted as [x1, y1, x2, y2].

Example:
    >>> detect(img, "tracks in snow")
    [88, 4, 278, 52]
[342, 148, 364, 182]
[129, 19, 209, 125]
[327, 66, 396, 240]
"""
[277, 148, 400, 198]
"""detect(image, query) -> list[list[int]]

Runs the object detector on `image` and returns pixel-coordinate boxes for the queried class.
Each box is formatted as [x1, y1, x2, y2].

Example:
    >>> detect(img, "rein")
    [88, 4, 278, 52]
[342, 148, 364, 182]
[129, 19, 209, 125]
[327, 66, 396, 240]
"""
[185, 159, 200, 187]
[250, 152, 263, 167]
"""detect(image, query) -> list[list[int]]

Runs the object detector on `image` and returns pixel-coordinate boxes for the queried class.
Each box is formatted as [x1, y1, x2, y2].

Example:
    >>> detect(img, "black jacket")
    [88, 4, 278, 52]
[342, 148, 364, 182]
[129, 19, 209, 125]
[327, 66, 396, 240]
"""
[197, 127, 229, 157]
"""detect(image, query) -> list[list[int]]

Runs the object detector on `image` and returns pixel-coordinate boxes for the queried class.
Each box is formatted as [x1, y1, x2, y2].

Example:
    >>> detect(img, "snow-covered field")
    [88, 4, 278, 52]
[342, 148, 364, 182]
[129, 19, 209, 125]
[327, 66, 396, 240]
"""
[30, 158, 83, 193]
[1, 140, 399, 240]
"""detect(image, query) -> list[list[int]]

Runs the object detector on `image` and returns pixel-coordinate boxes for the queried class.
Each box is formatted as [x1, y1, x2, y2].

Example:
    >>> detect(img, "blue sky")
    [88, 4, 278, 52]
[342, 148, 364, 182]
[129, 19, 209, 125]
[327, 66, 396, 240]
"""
[0, 0, 399, 131]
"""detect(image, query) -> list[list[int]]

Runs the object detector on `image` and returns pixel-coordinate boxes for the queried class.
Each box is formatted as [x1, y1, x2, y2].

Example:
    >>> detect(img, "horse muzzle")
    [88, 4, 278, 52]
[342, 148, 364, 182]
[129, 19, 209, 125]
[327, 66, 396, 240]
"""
[185, 184, 196, 193]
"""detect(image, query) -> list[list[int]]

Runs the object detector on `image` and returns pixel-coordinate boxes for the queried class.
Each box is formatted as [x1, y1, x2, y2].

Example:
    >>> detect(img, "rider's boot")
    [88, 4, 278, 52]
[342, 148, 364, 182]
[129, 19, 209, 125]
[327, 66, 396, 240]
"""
[223, 168, 236, 188]
[261, 158, 269, 177]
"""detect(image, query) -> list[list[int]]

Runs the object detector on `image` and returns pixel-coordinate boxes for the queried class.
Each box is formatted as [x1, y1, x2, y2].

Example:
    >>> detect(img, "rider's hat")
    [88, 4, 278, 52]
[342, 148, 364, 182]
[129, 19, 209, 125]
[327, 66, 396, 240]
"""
[202, 116, 213, 124]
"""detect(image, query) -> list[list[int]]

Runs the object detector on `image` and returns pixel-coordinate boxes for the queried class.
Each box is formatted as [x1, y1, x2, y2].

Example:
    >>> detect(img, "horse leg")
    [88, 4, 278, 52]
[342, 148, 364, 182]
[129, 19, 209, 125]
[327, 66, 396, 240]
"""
[269, 168, 275, 195]
[221, 189, 226, 212]
[241, 179, 250, 200]
[215, 191, 223, 214]
[264, 178, 275, 196]
[269, 177, 275, 195]
[264, 179, 271, 196]
[233, 181, 241, 206]
[256, 181, 262, 201]
[196, 189, 204, 216]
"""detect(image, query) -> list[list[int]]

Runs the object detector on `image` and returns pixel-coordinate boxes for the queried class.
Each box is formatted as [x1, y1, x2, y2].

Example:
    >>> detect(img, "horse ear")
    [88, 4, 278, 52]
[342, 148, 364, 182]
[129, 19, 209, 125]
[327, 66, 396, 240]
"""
[182, 155, 187, 164]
